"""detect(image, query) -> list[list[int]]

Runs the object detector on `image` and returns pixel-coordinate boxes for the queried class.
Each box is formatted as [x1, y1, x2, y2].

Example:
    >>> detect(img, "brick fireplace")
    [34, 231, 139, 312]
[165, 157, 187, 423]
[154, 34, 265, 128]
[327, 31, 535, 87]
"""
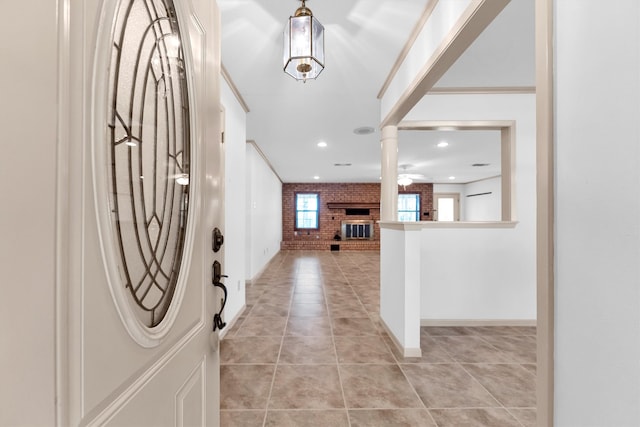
[281, 183, 433, 251]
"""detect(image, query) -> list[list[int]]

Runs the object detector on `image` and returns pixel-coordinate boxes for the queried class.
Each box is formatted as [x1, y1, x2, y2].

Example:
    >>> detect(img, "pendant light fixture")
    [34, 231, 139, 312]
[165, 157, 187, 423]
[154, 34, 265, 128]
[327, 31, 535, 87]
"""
[397, 175, 413, 188]
[283, 0, 325, 82]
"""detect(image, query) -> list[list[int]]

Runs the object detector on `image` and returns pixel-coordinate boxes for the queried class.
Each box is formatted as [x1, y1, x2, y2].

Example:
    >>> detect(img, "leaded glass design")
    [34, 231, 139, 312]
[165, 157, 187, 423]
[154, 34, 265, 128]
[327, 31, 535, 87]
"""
[106, 0, 191, 328]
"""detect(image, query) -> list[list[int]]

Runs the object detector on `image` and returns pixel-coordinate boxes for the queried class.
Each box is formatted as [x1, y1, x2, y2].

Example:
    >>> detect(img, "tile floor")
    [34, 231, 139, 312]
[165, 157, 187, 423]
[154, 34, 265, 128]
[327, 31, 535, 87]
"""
[220, 251, 536, 427]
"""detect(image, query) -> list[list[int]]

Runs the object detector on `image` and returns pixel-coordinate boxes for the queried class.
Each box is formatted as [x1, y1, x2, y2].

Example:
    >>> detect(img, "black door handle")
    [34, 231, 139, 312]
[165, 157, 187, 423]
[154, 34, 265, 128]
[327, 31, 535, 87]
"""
[212, 260, 227, 331]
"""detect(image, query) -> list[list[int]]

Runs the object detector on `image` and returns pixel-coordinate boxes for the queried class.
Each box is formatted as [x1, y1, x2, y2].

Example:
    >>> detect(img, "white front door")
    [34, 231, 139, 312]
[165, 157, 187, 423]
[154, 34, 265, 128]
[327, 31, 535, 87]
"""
[60, 0, 222, 425]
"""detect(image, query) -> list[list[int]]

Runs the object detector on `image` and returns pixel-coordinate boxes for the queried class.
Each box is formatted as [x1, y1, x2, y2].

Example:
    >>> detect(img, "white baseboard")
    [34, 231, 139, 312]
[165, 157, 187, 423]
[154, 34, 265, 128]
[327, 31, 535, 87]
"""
[379, 318, 422, 358]
[420, 319, 537, 327]
[219, 304, 247, 340]
[246, 249, 281, 285]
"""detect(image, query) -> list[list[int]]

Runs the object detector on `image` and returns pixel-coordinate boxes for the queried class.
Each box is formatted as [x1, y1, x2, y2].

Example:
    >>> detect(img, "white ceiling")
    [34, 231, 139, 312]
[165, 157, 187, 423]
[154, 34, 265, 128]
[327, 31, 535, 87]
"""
[219, 0, 534, 184]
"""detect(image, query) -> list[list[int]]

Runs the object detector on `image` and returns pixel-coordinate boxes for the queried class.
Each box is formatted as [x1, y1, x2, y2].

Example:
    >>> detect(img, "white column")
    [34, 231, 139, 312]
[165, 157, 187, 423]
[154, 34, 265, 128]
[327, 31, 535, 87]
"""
[380, 125, 398, 221]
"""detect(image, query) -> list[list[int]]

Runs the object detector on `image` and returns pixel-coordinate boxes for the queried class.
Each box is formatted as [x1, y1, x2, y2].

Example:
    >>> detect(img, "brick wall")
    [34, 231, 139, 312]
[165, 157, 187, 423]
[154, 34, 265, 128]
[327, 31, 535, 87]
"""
[281, 183, 433, 251]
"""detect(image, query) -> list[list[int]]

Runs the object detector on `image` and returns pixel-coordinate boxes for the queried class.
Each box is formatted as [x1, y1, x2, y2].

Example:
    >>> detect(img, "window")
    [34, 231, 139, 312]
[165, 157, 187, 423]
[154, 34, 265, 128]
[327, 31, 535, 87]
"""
[295, 193, 319, 229]
[398, 193, 420, 222]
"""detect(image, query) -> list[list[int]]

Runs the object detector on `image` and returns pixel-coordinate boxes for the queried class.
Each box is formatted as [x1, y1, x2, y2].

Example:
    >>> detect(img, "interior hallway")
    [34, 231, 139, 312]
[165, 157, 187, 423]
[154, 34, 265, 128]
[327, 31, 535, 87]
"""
[220, 251, 536, 426]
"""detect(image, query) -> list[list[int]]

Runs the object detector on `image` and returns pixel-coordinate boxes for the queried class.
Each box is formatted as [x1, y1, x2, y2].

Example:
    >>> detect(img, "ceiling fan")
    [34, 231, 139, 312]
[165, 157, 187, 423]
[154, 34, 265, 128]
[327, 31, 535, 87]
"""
[398, 164, 425, 188]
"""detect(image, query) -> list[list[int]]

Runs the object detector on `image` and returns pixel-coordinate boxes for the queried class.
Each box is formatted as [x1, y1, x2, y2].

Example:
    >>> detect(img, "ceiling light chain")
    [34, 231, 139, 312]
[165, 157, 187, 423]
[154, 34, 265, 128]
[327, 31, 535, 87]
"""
[283, 0, 325, 82]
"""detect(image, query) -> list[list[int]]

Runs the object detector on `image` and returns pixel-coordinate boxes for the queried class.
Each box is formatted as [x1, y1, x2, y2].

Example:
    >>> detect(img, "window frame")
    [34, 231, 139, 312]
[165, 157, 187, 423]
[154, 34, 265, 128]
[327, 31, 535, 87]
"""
[294, 192, 320, 230]
[398, 193, 421, 222]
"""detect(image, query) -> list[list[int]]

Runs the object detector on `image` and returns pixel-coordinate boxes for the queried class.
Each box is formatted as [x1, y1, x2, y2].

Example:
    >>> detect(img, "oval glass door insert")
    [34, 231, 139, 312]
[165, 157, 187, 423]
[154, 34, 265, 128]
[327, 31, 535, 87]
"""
[106, 0, 191, 328]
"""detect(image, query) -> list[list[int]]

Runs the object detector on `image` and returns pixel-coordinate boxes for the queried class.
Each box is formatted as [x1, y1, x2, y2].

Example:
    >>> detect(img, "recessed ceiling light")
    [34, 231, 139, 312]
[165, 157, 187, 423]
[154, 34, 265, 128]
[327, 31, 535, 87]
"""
[313, 176, 320, 180]
[353, 126, 375, 135]
[437, 141, 449, 148]
[448, 176, 456, 180]
[317, 141, 327, 148]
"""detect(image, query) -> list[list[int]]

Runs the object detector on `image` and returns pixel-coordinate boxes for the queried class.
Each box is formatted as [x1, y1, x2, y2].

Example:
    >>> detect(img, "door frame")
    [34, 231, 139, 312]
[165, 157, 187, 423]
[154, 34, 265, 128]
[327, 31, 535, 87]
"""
[535, 0, 555, 424]
[433, 192, 461, 221]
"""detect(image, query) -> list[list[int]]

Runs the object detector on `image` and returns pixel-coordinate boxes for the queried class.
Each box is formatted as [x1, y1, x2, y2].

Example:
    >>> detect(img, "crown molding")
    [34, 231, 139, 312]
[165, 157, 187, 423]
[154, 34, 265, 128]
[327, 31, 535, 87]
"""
[221, 63, 250, 113]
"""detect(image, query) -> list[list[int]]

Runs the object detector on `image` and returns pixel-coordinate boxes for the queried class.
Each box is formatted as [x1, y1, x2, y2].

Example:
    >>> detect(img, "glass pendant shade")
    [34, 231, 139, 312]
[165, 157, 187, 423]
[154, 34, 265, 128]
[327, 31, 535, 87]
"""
[397, 176, 413, 187]
[283, 2, 324, 81]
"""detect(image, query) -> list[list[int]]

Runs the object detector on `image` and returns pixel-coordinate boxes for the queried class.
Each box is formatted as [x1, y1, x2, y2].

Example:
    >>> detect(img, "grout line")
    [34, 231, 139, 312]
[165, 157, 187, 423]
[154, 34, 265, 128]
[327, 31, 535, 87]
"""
[260, 251, 292, 427]
[329, 252, 353, 427]
[456, 362, 505, 409]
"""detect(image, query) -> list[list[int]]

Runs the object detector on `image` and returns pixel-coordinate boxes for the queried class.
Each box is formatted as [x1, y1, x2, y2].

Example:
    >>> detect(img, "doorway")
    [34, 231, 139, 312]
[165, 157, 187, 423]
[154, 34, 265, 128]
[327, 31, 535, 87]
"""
[433, 193, 461, 222]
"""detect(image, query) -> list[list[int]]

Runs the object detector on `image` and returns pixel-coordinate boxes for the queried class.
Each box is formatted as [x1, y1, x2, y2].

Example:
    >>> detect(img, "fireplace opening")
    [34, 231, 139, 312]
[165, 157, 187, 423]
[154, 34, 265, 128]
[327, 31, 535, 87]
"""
[341, 220, 374, 240]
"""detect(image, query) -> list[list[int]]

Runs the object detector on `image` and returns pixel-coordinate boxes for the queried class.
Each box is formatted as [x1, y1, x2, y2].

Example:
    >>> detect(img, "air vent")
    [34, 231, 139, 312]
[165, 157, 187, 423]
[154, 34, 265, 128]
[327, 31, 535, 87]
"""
[472, 163, 490, 167]
[334, 163, 352, 167]
[353, 126, 374, 135]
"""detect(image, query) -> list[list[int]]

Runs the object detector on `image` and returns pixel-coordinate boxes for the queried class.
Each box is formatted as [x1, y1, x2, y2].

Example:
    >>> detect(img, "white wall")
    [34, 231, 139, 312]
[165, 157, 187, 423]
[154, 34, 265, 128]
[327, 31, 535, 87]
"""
[420, 226, 535, 320]
[380, 227, 422, 354]
[221, 78, 247, 324]
[464, 176, 501, 221]
[554, 1, 640, 425]
[408, 93, 536, 321]
[246, 143, 282, 280]
[0, 2, 58, 425]
[434, 178, 502, 221]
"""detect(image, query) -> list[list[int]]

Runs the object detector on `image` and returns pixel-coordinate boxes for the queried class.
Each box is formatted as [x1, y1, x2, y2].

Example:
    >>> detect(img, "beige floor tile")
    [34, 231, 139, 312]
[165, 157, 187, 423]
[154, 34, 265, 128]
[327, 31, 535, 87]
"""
[463, 326, 522, 336]
[348, 409, 436, 427]
[509, 408, 537, 427]
[289, 302, 327, 317]
[279, 336, 337, 364]
[332, 317, 379, 336]
[265, 410, 349, 427]
[235, 316, 287, 337]
[220, 365, 275, 409]
[422, 326, 473, 336]
[268, 365, 344, 409]
[401, 363, 499, 408]
[293, 285, 324, 294]
[340, 364, 423, 409]
[429, 408, 521, 427]
[329, 305, 370, 318]
[285, 316, 332, 336]
[431, 336, 515, 363]
[508, 326, 537, 335]
[334, 336, 396, 364]
[292, 292, 326, 303]
[221, 336, 282, 364]
[247, 302, 290, 317]
[462, 363, 536, 407]
[481, 334, 537, 363]
[220, 410, 265, 427]
[221, 251, 537, 420]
